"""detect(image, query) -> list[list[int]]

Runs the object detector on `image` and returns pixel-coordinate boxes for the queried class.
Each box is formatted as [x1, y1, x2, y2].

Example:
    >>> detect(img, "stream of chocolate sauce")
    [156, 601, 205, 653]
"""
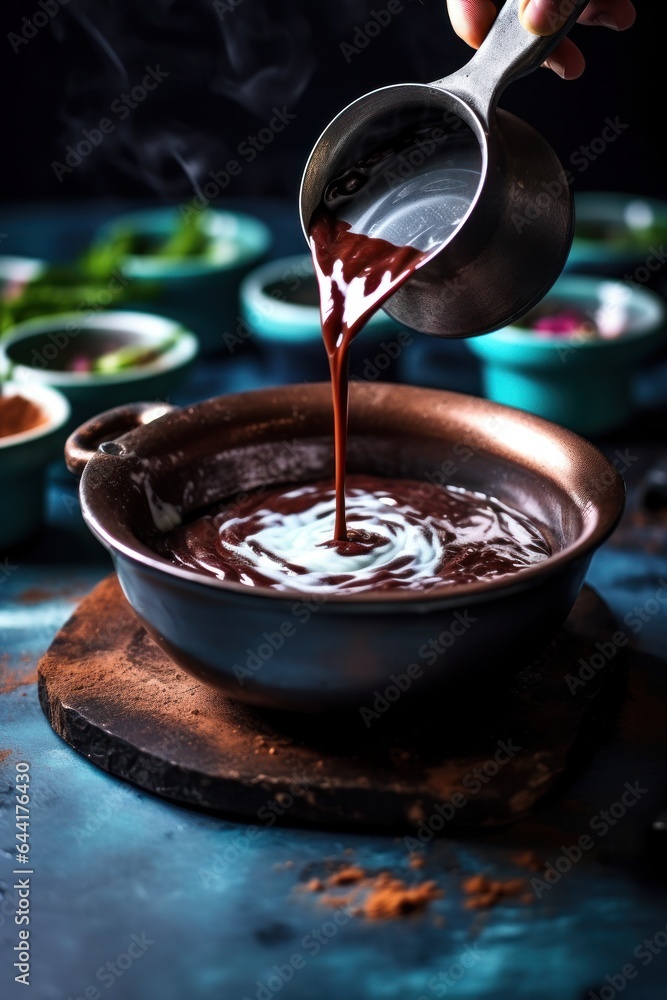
[155, 179, 553, 593]
[308, 207, 428, 541]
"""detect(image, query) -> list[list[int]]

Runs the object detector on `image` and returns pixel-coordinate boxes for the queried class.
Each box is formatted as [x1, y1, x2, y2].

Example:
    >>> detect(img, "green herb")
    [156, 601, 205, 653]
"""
[92, 335, 178, 374]
[0, 211, 211, 335]
[88, 212, 211, 267]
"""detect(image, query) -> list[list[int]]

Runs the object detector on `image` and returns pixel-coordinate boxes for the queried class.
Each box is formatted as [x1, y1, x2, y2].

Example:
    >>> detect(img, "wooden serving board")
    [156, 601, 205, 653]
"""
[38, 575, 624, 831]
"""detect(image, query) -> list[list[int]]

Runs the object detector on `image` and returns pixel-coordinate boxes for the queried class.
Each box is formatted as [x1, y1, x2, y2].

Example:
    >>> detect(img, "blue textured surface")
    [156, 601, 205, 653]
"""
[2, 201, 667, 1000]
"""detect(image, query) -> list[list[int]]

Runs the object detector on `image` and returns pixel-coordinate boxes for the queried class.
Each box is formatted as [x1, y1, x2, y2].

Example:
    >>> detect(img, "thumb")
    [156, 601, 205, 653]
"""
[519, 0, 574, 36]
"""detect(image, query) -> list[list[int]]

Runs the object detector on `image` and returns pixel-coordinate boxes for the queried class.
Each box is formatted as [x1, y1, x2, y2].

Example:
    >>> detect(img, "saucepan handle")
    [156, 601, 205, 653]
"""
[65, 401, 175, 478]
[436, 0, 588, 114]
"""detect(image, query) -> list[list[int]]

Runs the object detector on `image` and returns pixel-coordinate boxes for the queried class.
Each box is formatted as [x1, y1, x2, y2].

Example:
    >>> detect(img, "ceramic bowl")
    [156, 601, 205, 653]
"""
[0, 311, 198, 431]
[466, 275, 665, 436]
[567, 193, 667, 276]
[92, 208, 272, 353]
[240, 254, 410, 381]
[65, 383, 624, 711]
[0, 256, 47, 330]
[0, 381, 70, 548]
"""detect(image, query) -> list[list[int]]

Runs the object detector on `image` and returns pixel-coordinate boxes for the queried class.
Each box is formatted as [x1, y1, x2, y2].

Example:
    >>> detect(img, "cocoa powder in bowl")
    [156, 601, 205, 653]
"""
[0, 394, 47, 439]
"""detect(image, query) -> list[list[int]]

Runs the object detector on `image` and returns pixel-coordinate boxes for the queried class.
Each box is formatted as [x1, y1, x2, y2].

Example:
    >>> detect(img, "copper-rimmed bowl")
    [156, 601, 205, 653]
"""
[65, 383, 624, 711]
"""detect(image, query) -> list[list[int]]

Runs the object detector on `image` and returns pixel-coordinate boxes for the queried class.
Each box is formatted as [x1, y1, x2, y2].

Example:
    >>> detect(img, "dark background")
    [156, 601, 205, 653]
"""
[1, 0, 663, 208]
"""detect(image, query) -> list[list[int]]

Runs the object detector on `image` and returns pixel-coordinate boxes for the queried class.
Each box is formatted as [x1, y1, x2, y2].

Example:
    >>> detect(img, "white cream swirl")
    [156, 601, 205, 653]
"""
[157, 478, 551, 595]
[218, 484, 446, 593]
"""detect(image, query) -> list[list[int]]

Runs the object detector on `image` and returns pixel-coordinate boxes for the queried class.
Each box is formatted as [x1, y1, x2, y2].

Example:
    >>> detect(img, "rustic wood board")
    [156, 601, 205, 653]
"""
[38, 575, 624, 830]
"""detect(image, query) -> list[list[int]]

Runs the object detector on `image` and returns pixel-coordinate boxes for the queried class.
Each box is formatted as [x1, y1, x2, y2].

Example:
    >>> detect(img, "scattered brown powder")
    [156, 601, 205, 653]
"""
[328, 865, 365, 886]
[299, 864, 443, 920]
[0, 749, 13, 764]
[360, 875, 443, 920]
[17, 587, 56, 605]
[0, 657, 38, 695]
[320, 892, 354, 909]
[462, 874, 528, 910]
[513, 851, 544, 872]
[409, 855, 426, 870]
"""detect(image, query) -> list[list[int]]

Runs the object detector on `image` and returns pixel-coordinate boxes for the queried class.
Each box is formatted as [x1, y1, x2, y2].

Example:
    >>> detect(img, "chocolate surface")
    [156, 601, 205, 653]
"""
[156, 475, 550, 595]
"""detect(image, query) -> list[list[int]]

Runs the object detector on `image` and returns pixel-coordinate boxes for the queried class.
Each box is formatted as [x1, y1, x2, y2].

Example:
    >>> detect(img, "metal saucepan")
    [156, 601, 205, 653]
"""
[300, 0, 588, 337]
[66, 383, 623, 711]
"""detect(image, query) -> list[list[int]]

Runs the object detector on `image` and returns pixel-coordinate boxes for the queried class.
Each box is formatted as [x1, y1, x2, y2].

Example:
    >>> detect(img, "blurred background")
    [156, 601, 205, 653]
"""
[1, 0, 663, 202]
[1, 0, 666, 475]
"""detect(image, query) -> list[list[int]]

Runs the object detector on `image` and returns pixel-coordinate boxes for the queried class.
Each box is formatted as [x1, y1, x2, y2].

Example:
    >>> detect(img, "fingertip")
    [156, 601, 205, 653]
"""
[578, 0, 637, 31]
[543, 37, 586, 80]
[446, 0, 498, 49]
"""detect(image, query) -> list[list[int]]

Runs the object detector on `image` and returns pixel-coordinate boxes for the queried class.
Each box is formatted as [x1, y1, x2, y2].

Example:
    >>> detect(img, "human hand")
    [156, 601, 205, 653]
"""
[446, 0, 636, 79]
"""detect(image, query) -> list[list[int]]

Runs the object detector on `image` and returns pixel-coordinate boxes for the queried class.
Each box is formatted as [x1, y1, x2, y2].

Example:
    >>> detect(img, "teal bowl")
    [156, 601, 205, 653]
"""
[567, 193, 667, 276]
[93, 208, 272, 353]
[0, 382, 70, 548]
[467, 275, 666, 436]
[240, 254, 410, 381]
[0, 310, 199, 431]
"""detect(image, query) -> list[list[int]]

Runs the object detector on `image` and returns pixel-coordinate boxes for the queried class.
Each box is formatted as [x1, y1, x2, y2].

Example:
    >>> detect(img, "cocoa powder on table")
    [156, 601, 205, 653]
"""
[299, 864, 443, 920]
[462, 874, 532, 909]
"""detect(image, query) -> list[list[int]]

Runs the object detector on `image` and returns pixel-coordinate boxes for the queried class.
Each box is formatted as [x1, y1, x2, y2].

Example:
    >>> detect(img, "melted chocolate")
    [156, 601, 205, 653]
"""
[157, 476, 551, 595]
[155, 133, 548, 595]
[308, 209, 427, 540]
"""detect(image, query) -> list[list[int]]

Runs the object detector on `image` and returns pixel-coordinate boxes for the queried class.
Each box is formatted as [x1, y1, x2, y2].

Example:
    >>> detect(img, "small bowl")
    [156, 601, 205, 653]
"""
[567, 193, 667, 276]
[240, 254, 410, 382]
[0, 381, 70, 548]
[0, 256, 47, 329]
[0, 311, 199, 430]
[93, 208, 272, 353]
[65, 383, 624, 712]
[467, 275, 666, 436]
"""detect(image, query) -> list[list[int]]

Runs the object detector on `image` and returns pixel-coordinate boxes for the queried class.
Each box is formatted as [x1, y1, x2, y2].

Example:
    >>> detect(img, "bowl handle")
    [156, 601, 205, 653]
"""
[65, 401, 175, 478]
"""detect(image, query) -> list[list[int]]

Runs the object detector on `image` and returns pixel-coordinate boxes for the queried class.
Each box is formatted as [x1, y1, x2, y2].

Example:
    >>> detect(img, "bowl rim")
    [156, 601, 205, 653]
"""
[92, 207, 272, 276]
[0, 255, 47, 282]
[468, 274, 666, 351]
[77, 382, 626, 607]
[1, 310, 199, 386]
[0, 380, 70, 448]
[571, 192, 667, 258]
